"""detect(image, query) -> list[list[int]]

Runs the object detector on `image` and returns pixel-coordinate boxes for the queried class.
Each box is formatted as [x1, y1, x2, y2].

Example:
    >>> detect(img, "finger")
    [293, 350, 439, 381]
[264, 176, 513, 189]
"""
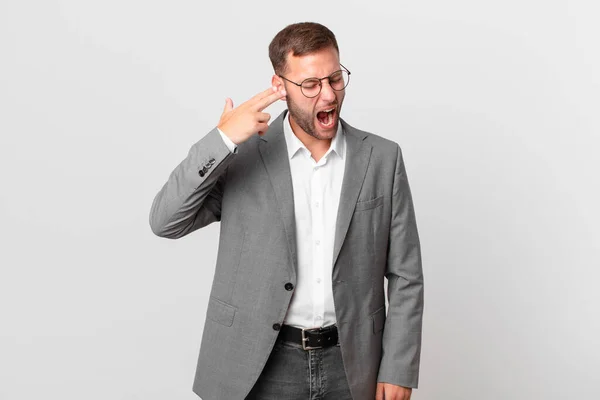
[375, 383, 384, 400]
[256, 112, 271, 122]
[254, 88, 286, 112]
[222, 98, 233, 114]
[247, 86, 279, 107]
[256, 122, 269, 135]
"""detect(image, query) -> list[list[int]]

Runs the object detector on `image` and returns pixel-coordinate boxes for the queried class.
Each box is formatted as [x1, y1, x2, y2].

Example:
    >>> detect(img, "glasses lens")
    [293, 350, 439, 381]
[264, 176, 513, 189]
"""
[329, 70, 349, 90]
[301, 79, 321, 97]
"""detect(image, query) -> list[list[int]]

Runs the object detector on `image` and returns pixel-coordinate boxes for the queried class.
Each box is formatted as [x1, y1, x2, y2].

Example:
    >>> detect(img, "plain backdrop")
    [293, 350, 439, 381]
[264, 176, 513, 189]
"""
[1, 0, 599, 399]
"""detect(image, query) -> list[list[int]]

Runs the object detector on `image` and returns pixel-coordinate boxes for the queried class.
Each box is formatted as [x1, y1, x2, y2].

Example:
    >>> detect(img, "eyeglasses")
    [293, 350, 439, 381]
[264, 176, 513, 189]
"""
[278, 64, 351, 98]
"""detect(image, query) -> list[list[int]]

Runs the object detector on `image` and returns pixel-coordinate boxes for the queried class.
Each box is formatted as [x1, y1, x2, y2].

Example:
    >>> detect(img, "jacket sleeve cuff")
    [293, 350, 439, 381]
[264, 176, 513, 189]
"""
[217, 128, 238, 154]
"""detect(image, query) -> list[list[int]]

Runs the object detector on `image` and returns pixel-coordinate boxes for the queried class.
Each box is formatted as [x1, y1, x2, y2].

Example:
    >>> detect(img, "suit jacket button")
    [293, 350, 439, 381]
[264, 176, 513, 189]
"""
[284, 282, 294, 291]
[272, 323, 281, 331]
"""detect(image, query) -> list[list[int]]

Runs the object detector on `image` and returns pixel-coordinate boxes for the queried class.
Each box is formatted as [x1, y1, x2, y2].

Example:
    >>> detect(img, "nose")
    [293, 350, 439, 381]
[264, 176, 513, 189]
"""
[319, 79, 336, 102]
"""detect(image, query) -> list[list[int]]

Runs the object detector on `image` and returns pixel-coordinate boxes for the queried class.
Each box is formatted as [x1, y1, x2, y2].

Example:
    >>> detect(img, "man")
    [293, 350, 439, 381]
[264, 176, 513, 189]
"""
[149, 22, 424, 400]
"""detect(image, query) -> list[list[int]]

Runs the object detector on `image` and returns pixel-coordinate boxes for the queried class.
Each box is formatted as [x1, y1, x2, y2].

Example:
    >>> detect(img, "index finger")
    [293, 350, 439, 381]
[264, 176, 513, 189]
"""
[245, 86, 279, 106]
[253, 87, 286, 111]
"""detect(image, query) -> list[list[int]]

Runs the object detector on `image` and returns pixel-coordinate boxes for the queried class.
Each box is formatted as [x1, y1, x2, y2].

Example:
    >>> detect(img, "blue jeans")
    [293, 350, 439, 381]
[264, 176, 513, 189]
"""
[245, 334, 353, 399]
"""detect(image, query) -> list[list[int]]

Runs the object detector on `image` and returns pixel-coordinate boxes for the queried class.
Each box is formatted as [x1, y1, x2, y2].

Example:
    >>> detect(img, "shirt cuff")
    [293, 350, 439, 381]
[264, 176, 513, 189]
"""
[217, 128, 238, 154]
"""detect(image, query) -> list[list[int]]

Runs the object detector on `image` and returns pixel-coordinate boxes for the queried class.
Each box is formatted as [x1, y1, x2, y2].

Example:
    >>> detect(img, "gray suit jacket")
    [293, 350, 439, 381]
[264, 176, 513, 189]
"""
[149, 109, 424, 400]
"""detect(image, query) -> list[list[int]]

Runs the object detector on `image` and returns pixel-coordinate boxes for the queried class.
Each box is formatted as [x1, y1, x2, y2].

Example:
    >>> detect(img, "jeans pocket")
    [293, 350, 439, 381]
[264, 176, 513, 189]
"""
[279, 340, 303, 350]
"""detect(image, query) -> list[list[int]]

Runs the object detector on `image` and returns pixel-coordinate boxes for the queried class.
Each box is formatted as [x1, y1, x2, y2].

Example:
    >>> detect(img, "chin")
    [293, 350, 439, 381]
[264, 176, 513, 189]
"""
[316, 126, 338, 140]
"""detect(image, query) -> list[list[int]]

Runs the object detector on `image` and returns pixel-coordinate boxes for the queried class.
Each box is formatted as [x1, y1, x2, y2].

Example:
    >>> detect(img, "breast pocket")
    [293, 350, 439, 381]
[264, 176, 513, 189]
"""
[206, 296, 237, 327]
[354, 195, 384, 212]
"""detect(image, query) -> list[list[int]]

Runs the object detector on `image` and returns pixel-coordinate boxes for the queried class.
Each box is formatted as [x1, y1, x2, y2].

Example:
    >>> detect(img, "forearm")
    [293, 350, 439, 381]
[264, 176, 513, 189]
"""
[378, 269, 424, 387]
[149, 127, 235, 238]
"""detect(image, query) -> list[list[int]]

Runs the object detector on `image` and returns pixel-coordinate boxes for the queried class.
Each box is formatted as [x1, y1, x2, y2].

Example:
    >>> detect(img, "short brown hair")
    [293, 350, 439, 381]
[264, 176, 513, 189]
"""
[268, 22, 339, 75]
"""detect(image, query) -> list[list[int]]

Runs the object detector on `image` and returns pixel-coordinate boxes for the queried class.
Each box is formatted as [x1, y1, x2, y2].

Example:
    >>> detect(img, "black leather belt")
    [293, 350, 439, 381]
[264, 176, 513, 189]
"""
[279, 324, 339, 350]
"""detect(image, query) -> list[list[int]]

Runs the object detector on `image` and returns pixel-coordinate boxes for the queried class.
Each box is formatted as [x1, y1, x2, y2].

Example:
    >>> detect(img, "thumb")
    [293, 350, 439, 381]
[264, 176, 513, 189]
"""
[223, 97, 233, 113]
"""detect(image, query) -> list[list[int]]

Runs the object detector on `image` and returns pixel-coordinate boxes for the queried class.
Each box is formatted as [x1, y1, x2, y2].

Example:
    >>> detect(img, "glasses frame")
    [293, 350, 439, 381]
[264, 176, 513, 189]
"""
[278, 64, 351, 98]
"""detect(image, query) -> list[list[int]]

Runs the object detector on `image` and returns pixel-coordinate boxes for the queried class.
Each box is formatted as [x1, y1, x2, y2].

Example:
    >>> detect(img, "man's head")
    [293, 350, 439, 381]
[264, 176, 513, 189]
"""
[269, 22, 348, 141]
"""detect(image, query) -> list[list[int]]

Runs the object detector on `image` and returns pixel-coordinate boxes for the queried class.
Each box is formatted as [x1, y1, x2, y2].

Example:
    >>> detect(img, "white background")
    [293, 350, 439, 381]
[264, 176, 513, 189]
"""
[1, 0, 599, 399]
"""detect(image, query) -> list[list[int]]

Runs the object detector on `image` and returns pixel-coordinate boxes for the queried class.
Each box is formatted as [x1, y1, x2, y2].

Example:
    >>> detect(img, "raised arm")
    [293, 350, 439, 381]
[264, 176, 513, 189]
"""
[149, 86, 286, 239]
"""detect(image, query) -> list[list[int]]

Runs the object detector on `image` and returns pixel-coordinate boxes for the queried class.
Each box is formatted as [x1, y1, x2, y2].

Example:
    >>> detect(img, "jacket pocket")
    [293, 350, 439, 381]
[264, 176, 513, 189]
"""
[354, 195, 384, 211]
[371, 305, 386, 333]
[206, 296, 237, 327]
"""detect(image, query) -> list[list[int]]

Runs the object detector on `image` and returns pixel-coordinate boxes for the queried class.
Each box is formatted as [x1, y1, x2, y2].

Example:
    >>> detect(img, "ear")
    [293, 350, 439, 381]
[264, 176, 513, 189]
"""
[271, 74, 286, 101]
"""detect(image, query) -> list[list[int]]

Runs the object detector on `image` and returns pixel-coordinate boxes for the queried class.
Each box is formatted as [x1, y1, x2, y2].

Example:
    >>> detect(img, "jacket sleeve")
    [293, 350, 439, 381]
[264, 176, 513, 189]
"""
[149, 127, 236, 239]
[377, 144, 424, 388]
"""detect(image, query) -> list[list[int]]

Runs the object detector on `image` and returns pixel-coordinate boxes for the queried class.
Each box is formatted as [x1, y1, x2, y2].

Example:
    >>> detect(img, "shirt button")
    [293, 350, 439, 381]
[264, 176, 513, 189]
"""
[272, 323, 281, 331]
[285, 282, 294, 291]
[315, 202, 320, 208]
[316, 278, 321, 284]
[315, 240, 320, 246]
[316, 315, 322, 320]
[199, 170, 205, 177]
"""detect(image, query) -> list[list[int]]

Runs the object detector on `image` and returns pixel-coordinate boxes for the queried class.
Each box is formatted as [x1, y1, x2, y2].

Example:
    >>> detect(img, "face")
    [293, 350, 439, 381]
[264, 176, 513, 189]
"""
[273, 47, 346, 141]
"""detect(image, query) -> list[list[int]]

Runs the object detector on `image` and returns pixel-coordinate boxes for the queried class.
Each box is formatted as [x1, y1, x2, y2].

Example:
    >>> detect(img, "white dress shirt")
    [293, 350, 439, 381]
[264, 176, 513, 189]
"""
[217, 112, 346, 329]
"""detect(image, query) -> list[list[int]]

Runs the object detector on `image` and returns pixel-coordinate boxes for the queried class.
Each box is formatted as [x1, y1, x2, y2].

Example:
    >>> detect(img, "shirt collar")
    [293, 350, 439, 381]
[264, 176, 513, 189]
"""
[283, 110, 345, 161]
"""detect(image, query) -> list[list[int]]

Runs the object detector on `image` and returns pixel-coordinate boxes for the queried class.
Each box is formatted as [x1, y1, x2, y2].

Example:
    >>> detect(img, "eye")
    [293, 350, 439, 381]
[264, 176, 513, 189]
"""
[329, 71, 342, 82]
[302, 79, 320, 89]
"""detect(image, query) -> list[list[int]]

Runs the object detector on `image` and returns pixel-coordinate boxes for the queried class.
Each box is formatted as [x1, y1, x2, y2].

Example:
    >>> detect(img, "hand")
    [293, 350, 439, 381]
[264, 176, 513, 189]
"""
[217, 86, 286, 145]
[375, 382, 412, 400]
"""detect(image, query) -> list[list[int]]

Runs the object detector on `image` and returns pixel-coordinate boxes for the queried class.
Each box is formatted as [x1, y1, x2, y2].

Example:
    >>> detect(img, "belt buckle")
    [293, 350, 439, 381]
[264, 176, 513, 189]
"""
[301, 328, 323, 350]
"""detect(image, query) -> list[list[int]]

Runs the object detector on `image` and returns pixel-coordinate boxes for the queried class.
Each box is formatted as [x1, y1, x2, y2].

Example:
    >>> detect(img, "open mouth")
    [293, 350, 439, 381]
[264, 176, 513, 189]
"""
[316, 107, 337, 129]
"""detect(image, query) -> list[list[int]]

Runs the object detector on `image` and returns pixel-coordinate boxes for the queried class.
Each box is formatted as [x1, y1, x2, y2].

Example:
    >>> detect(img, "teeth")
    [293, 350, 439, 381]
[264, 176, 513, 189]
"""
[318, 108, 335, 113]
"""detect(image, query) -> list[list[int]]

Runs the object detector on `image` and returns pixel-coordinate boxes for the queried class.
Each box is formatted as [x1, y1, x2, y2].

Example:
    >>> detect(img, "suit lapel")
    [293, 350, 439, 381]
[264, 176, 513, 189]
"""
[258, 110, 297, 279]
[258, 111, 372, 277]
[333, 119, 372, 268]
